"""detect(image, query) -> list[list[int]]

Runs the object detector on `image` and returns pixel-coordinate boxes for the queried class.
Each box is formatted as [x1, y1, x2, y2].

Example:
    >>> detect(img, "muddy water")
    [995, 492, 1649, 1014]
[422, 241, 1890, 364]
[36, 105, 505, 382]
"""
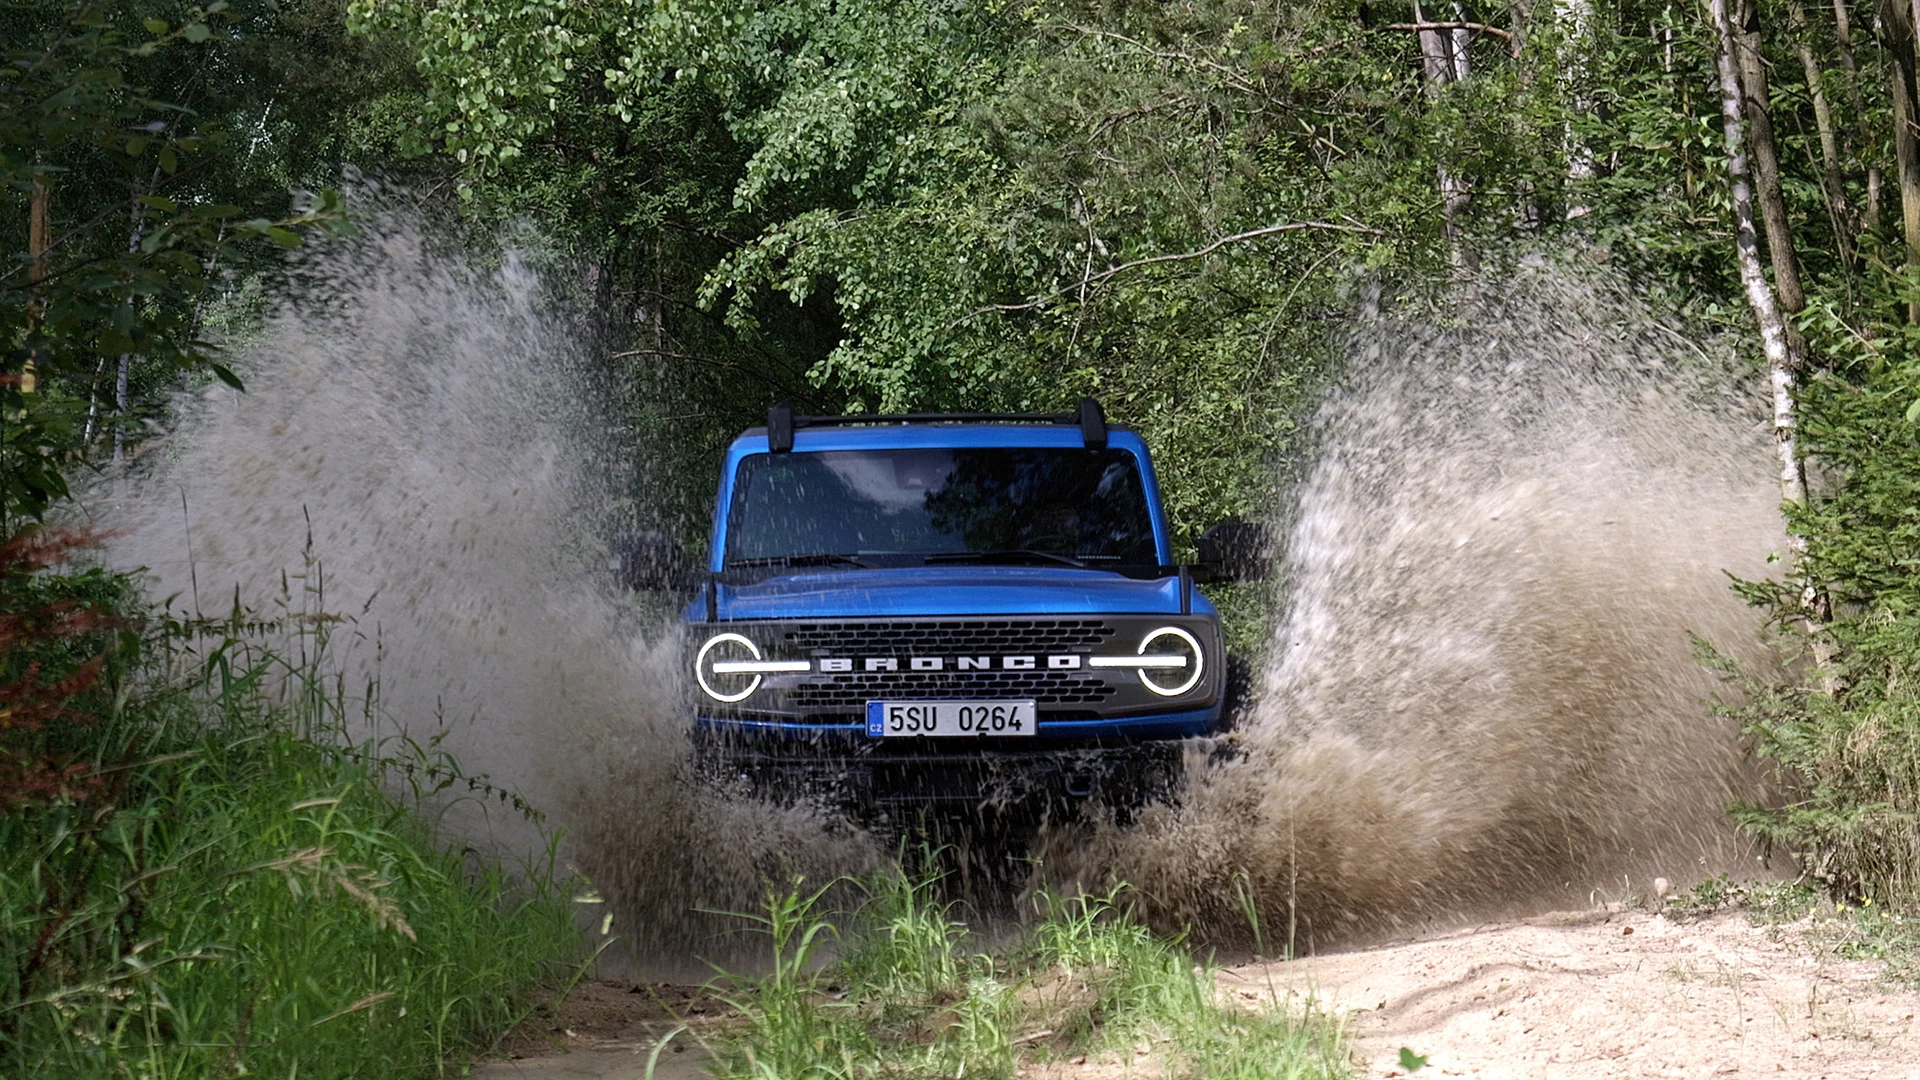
[92, 218, 878, 972]
[1038, 266, 1785, 948]
[96, 221, 1781, 965]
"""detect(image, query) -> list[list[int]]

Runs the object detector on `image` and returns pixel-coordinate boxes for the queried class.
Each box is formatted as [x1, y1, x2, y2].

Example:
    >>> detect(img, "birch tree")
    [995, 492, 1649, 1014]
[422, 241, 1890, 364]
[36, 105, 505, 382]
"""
[1711, 0, 1843, 685]
[1709, 0, 1808, 511]
[1410, 0, 1475, 269]
[1557, 0, 1596, 218]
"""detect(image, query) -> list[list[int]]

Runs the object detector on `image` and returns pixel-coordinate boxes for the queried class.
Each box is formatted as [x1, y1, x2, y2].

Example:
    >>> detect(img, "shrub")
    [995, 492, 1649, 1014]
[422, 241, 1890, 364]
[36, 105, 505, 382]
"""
[1722, 303, 1920, 904]
[0, 530, 583, 1078]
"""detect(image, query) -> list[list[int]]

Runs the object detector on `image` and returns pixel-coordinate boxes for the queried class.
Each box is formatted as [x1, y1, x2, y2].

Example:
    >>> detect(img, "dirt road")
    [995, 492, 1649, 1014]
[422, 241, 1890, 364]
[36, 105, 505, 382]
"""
[478, 906, 1920, 1079]
[1238, 906, 1920, 1079]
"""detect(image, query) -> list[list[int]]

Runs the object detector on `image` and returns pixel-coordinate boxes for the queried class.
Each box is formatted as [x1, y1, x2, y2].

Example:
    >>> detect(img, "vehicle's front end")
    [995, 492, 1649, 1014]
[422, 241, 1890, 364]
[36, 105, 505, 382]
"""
[689, 575, 1225, 812]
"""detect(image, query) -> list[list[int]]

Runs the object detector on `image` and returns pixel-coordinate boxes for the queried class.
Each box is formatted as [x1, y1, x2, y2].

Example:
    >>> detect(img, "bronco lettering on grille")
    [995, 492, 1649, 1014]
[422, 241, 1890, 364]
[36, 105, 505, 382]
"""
[814, 655, 1084, 672]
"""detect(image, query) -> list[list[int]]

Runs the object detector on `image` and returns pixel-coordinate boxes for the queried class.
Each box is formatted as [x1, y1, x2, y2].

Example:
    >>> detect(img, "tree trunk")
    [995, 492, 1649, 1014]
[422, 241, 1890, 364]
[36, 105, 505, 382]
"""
[1734, 0, 1807, 318]
[88, 195, 148, 453]
[24, 176, 48, 394]
[1447, 2, 1473, 81]
[1789, 0, 1856, 269]
[1830, 0, 1878, 228]
[1560, 0, 1596, 219]
[1883, 0, 1920, 319]
[1713, 0, 1839, 687]
[1832, 0, 1866, 123]
[112, 356, 130, 462]
[1413, 0, 1475, 271]
[1711, 0, 1808, 512]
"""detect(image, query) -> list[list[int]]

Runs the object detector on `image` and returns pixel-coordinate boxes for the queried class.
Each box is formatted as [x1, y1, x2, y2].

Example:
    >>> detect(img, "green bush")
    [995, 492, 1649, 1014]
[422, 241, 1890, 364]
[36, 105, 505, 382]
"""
[0, 533, 583, 1078]
[1721, 301, 1920, 905]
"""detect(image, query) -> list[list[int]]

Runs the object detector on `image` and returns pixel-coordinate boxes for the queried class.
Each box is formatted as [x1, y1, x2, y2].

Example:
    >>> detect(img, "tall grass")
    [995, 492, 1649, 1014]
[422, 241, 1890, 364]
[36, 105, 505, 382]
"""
[0, 530, 583, 1078]
[704, 862, 1350, 1080]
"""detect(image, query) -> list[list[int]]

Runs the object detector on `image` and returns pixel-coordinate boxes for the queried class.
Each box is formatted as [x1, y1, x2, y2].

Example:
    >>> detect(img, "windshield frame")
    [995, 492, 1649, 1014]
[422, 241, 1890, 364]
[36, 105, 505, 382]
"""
[708, 427, 1172, 572]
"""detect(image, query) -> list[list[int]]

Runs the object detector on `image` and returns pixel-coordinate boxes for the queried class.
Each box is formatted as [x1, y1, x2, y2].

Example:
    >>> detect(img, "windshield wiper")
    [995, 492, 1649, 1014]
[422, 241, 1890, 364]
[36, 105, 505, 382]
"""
[725, 553, 874, 569]
[923, 549, 1090, 568]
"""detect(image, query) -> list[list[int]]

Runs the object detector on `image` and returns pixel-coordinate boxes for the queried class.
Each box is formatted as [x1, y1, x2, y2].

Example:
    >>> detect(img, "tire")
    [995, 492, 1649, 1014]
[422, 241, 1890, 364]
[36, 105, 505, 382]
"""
[1221, 653, 1258, 732]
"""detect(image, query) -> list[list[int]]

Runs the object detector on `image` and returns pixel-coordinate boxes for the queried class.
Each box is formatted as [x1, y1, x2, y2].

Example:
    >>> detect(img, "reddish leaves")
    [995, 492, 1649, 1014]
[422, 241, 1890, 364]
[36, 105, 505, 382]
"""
[0, 526, 127, 810]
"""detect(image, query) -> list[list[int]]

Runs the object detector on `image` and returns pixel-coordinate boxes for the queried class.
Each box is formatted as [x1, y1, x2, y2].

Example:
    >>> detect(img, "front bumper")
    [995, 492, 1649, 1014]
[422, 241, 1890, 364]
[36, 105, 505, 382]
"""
[692, 722, 1198, 809]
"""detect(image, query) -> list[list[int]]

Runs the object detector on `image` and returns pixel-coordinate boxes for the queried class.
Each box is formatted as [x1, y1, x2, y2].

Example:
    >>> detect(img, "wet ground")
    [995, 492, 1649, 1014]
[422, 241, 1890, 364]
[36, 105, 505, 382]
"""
[476, 905, 1920, 1079]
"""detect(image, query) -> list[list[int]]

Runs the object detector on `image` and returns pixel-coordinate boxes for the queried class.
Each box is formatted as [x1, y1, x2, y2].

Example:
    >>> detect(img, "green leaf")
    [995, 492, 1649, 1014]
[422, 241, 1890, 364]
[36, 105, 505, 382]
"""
[1905, 398, 1920, 424]
[1398, 1047, 1428, 1072]
[208, 363, 246, 391]
[125, 136, 149, 157]
[264, 227, 303, 248]
[143, 17, 167, 33]
[158, 145, 179, 174]
[182, 22, 211, 42]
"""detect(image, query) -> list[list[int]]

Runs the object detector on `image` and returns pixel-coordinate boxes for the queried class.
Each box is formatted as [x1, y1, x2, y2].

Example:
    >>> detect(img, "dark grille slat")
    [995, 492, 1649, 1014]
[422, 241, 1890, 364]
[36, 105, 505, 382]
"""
[790, 670, 1116, 709]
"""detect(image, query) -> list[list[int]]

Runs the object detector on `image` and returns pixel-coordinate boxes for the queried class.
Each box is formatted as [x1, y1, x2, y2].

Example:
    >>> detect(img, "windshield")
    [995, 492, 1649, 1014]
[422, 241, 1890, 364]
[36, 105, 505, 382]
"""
[724, 447, 1158, 566]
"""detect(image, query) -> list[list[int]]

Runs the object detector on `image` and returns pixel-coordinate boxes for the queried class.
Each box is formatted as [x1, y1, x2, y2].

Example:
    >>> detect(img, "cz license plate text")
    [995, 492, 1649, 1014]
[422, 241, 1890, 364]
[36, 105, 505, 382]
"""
[865, 700, 1037, 737]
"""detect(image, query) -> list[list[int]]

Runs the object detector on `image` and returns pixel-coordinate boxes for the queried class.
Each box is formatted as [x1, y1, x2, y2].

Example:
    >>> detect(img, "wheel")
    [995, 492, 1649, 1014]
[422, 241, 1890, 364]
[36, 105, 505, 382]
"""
[1221, 653, 1259, 732]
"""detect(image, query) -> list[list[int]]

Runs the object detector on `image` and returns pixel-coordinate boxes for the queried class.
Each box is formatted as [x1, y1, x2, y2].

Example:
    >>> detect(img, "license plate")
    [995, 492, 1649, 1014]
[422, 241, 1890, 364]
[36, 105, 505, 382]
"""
[865, 700, 1037, 738]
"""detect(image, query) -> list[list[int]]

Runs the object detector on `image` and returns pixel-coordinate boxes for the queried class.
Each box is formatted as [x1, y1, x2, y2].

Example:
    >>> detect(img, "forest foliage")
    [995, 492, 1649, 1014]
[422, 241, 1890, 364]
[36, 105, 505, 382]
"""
[0, 530, 581, 1076]
[10, 0, 1920, 943]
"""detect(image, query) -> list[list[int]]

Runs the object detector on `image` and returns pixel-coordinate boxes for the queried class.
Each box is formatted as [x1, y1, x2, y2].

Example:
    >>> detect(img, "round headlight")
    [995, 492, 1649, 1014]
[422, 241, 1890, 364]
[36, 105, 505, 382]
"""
[1136, 626, 1204, 697]
[696, 632, 763, 702]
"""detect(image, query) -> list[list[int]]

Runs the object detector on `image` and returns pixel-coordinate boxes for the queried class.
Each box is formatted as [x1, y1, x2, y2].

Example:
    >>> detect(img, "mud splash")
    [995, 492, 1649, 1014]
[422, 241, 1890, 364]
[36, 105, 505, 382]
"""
[90, 216, 877, 970]
[1037, 265, 1785, 949]
[95, 217, 1783, 964]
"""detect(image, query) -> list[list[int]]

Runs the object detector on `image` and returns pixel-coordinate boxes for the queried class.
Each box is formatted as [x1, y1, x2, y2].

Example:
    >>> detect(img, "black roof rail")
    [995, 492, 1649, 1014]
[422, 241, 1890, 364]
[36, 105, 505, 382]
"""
[1077, 397, 1107, 450]
[764, 397, 1110, 452]
[768, 401, 795, 453]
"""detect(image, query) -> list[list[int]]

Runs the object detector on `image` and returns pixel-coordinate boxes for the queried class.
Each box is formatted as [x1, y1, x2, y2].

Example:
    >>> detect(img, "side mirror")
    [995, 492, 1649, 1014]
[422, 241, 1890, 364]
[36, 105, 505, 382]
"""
[1195, 520, 1271, 583]
[611, 530, 690, 591]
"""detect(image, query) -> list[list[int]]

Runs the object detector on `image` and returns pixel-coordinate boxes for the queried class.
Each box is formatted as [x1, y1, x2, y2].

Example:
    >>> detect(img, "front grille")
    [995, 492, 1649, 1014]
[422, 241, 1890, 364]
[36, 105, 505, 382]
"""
[778, 619, 1116, 654]
[789, 670, 1117, 710]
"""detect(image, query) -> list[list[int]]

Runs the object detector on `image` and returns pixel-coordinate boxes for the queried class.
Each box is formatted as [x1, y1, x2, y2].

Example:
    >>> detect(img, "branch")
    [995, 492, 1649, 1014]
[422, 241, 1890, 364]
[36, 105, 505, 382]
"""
[962, 219, 1382, 320]
[1383, 22, 1519, 57]
[1053, 24, 1265, 96]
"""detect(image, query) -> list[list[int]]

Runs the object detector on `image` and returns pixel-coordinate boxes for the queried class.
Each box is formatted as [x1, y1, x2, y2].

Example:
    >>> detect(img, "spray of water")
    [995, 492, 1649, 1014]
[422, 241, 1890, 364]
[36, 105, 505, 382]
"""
[91, 215, 878, 970]
[1035, 265, 1785, 949]
[95, 215, 1783, 965]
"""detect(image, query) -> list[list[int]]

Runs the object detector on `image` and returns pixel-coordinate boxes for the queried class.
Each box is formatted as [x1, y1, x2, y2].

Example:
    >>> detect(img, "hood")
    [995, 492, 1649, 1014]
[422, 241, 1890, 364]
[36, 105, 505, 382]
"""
[694, 566, 1211, 621]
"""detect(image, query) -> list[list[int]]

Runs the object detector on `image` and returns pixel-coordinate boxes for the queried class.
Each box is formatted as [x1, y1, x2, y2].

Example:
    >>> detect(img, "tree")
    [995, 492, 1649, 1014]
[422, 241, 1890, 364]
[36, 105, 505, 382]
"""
[1709, 0, 1809, 509]
[1, 0, 424, 527]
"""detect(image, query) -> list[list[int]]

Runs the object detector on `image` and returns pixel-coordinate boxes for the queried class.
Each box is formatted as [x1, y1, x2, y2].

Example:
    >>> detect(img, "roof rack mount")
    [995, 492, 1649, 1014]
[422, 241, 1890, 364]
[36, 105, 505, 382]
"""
[766, 398, 1107, 452]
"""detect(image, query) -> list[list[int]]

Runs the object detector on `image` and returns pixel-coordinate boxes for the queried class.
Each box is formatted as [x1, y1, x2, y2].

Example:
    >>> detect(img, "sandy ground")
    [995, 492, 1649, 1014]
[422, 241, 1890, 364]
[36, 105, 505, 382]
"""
[473, 982, 718, 1080]
[475, 906, 1920, 1079]
[1239, 906, 1920, 1080]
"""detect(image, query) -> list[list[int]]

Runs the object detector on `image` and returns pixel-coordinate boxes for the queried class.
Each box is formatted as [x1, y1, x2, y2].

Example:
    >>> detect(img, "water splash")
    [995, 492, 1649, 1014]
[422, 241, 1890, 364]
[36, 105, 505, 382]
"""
[1035, 264, 1785, 948]
[94, 221, 1784, 963]
[91, 214, 877, 971]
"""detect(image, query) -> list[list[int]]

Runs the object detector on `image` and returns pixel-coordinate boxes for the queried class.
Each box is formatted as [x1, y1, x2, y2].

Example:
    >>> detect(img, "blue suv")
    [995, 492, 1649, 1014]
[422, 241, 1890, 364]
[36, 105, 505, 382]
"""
[615, 400, 1265, 816]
